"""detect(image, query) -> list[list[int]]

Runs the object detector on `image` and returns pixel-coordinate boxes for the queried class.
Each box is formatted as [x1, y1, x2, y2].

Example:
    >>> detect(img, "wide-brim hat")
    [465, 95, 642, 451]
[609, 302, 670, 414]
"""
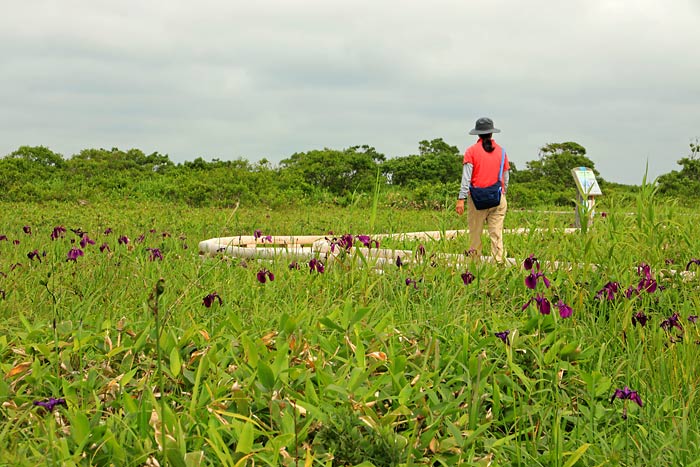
[469, 117, 501, 135]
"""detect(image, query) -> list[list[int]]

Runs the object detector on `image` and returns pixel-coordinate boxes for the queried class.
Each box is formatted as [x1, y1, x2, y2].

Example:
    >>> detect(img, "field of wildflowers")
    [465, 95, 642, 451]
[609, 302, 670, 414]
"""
[1, 189, 699, 466]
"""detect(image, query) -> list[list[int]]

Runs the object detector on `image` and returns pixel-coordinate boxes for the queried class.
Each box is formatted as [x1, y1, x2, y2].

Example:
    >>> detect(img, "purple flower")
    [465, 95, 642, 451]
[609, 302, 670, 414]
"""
[147, 248, 163, 261]
[288, 261, 301, 270]
[686, 259, 700, 271]
[66, 247, 84, 262]
[595, 281, 620, 301]
[611, 386, 643, 407]
[23, 225, 31, 235]
[417, 244, 426, 256]
[13, 239, 20, 245]
[34, 397, 66, 412]
[50, 226, 66, 241]
[632, 311, 649, 327]
[688, 315, 698, 324]
[555, 300, 573, 318]
[600, 212, 608, 218]
[522, 294, 551, 315]
[461, 271, 475, 285]
[309, 258, 325, 273]
[494, 330, 510, 344]
[202, 292, 222, 308]
[135, 234, 145, 244]
[99, 243, 111, 253]
[80, 235, 96, 248]
[118, 235, 130, 245]
[162, 231, 171, 238]
[356, 235, 379, 249]
[660, 313, 683, 332]
[256, 268, 275, 284]
[395, 255, 403, 268]
[405, 277, 418, 289]
[104, 228, 113, 235]
[523, 254, 539, 271]
[0, 235, 7, 241]
[525, 272, 550, 290]
[27, 250, 42, 262]
[253, 229, 263, 240]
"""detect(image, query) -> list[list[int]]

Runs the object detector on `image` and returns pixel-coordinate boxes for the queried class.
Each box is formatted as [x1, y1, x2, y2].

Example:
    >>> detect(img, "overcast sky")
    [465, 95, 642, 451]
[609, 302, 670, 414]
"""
[1, 0, 698, 184]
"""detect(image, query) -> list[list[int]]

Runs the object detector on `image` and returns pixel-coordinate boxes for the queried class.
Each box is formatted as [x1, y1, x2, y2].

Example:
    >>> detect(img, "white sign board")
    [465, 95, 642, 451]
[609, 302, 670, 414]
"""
[571, 167, 602, 196]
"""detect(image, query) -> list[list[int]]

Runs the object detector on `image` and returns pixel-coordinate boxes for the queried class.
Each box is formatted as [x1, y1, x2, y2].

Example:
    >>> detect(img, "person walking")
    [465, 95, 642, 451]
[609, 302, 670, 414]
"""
[455, 117, 510, 263]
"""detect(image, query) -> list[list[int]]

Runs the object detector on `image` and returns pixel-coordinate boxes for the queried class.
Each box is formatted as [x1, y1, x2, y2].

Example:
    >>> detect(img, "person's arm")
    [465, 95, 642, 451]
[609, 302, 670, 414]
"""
[456, 163, 473, 215]
[503, 169, 509, 194]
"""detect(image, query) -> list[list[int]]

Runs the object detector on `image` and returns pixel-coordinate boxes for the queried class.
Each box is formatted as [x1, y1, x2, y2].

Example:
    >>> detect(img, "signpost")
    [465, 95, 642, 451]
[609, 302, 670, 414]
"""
[571, 167, 602, 228]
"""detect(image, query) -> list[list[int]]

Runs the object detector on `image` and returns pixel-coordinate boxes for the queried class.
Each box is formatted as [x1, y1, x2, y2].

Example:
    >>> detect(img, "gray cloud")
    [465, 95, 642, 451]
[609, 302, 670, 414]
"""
[1, 0, 698, 183]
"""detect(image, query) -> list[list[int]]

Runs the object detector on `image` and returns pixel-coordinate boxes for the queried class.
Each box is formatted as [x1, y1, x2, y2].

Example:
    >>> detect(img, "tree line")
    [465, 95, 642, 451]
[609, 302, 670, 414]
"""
[0, 139, 696, 208]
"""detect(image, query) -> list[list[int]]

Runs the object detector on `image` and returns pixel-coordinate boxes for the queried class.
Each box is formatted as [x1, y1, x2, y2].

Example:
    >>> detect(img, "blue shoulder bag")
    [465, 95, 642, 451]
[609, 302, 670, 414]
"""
[469, 147, 505, 210]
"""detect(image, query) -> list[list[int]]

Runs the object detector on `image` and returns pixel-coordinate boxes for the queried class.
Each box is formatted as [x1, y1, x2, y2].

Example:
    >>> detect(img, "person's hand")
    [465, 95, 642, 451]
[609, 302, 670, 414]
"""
[456, 199, 465, 215]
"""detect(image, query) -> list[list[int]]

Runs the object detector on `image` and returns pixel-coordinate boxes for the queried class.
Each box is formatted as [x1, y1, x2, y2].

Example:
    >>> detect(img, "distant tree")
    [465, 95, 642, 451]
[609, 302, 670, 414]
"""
[516, 142, 599, 189]
[657, 138, 700, 197]
[383, 138, 461, 186]
[280, 145, 385, 195]
[5, 145, 65, 168]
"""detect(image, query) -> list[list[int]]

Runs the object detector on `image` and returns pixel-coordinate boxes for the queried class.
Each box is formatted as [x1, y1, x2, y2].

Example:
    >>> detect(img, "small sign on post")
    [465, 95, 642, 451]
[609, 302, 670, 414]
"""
[571, 167, 602, 228]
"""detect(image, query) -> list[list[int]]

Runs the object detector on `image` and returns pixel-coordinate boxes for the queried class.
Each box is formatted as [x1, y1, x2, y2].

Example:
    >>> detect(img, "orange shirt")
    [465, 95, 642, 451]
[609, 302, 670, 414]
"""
[463, 139, 510, 189]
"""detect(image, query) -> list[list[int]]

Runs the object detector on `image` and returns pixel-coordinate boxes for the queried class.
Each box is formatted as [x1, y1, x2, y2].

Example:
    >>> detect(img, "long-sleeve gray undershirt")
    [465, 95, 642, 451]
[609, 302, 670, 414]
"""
[458, 163, 509, 199]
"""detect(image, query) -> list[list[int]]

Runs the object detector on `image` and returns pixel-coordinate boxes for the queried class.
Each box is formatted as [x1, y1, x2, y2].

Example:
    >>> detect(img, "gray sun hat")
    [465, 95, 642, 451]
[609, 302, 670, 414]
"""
[469, 117, 501, 135]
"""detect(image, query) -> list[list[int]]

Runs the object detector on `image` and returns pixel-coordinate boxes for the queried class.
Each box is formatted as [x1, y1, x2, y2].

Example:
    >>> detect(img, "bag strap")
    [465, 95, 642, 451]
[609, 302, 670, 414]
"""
[498, 147, 506, 182]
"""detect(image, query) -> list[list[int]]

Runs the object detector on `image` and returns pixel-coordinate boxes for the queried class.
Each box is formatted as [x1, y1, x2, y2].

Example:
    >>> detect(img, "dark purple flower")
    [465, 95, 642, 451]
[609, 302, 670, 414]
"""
[104, 228, 113, 235]
[80, 235, 96, 248]
[149, 229, 156, 234]
[162, 231, 171, 238]
[13, 239, 20, 245]
[686, 259, 700, 271]
[356, 235, 379, 249]
[27, 250, 42, 262]
[147, 248, 163, 261]
[33, 397, 66, 412]
[611, 386, 643, 407]
[555, 300, 573, 318]
[0, 289, 5, 300]
[595, 281, 620, 301]
[461, 271, 475, 285]
[417, 244, 426, 257]
[66, 247, 84, 262]
[405, 277, 418, 289]
[525, 272, 550, 290]
[288, 261, 301, 270]
[202, 292, 222, 308]
[632, 311, 649, 327]
[600, 212, 608, 218]
[395, 255, 403, 268]
[253, 229, 263, 240]
[118, 235, 130, 245]
[23, 225, 31, 235]
[688, 315, 698, 324]
[309, 258, 325, 273]
[50, 226, 66, 240]
[660, 313, 683, 332]
[256, 268, 275, 284]
[494, 330, 510, 344]
[100, 243, 110, 253]
[356, 235, 370, 247]
[135, 234, 145, 244]
[0, 235, 7, 241]
[523, 254, 539, 271]
[522, 294, 551, 315]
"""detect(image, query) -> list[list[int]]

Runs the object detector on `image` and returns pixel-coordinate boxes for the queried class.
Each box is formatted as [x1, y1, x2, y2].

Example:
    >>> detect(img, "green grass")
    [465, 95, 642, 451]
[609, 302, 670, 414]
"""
[1, 198, 699, 466]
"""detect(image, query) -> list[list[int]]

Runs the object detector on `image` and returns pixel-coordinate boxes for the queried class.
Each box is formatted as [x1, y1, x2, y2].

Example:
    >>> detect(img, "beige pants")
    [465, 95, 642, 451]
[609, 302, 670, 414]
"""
[467, 194, 507, 262]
